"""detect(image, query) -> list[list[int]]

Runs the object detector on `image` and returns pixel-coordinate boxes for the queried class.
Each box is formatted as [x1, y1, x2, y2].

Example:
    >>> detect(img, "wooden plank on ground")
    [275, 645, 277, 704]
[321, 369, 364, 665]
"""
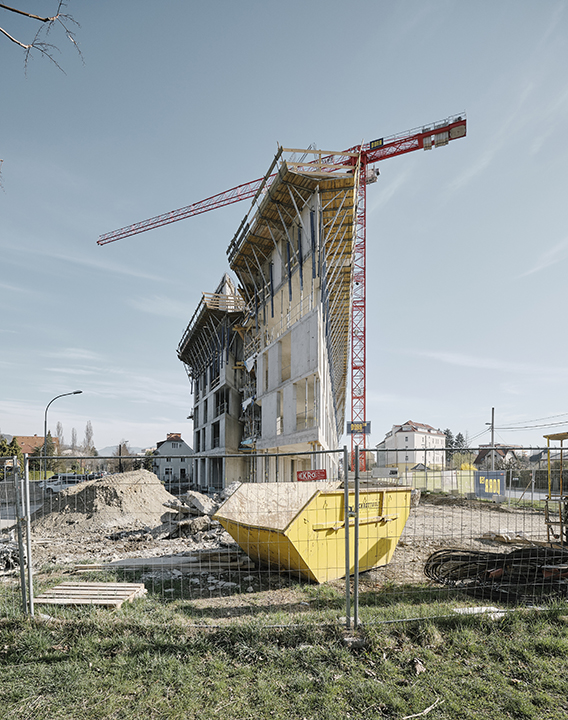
[34, 582, 147, 608]
[109, 557, 255, 570]
[75, 556, 254, 572]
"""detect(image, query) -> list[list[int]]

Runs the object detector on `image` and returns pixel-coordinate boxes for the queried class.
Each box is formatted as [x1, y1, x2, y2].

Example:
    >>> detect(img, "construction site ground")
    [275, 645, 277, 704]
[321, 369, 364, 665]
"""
[6, 470, 548, 619]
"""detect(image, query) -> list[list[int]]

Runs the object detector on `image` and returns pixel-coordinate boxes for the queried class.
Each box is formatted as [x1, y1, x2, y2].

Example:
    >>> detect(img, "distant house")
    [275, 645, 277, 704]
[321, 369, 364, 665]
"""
[13, 435, 60, 455]
[152, 433, 193, 488]
[473, 444, 521, 469]
[376, 421, 446, 470]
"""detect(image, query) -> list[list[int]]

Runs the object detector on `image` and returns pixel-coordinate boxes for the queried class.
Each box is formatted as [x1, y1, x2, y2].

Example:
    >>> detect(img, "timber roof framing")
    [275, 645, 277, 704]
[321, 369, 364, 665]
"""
[177, 289, 245, 380]
[227, 168, 316, 284]
[227, 147, 360, 301]
[225, 146, 360, 432]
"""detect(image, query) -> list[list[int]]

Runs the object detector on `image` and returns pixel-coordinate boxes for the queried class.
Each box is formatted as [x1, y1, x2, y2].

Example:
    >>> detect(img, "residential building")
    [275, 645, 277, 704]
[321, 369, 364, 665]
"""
[178, 146, 359, 489]
[152, 432, 193, 489]
[473, 444, 521, 469]
[13, 435, 60, 455]
[376, 421, 446, 471]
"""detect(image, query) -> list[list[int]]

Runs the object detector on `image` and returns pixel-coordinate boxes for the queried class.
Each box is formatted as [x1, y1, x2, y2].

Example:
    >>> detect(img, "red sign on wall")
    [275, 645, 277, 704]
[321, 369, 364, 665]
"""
[297, 469, 327, 482]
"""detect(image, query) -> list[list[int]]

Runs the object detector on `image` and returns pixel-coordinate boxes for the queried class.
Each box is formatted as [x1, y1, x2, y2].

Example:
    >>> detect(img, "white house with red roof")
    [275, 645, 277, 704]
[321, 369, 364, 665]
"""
[152, 433, 193, 490]
[376, 421, 446, 470]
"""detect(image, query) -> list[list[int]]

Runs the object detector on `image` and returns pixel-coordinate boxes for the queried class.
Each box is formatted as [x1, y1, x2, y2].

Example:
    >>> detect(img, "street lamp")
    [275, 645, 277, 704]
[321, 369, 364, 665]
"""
[43, 391, 83, 480]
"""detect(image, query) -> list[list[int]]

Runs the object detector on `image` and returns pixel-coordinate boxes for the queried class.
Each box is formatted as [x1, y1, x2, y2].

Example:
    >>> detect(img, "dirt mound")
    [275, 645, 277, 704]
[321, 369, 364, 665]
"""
[31, 469, 178, 534]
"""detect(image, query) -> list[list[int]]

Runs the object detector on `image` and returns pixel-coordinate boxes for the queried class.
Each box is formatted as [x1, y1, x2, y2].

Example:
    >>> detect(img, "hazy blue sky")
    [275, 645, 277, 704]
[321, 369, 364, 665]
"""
[2, 0, 568, 451]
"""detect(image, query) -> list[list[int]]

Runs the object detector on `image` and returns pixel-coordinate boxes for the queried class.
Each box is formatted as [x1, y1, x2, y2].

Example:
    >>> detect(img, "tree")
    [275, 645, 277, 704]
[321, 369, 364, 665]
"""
[70, 427, 78, 452]
[0, 1, 81, 71]
[82, 420, 95, 455]
[445, 429, 474, 469]
[0, 436, 23, 479]
[0, 436, 11, 480]
[56, 421, 65, 450]
[31, 431, 56, 476]
[8, 437, 23, 468]
[455, 432, 466, 451]
[444, 428, 454, 463]
[112, 440, 133, 473]
[142, 450, 154, 472]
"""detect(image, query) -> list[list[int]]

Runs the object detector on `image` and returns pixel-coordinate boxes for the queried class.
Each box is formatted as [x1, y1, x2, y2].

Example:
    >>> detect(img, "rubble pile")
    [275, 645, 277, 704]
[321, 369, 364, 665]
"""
[28, 473, 243, 568]
[0, 538, 19, 570]
[157, 483, 242, 542]
[31, 469, 179, 534]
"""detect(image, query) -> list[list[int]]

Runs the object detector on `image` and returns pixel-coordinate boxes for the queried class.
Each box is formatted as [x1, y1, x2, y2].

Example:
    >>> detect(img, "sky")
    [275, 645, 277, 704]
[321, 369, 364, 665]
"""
[1, 0, 568, 452]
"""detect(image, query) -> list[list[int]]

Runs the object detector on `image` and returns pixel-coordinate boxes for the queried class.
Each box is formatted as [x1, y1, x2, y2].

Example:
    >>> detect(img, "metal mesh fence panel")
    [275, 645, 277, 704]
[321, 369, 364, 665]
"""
[2, 447, 566, 625]
[22, 451, 349, 624]
[355, 446, 566, 624]
[0, 459, 27, 617]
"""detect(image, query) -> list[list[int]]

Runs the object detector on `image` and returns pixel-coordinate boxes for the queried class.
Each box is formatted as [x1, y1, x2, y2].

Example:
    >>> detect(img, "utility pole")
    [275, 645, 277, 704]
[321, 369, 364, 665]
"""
[490, 407, 495, 471]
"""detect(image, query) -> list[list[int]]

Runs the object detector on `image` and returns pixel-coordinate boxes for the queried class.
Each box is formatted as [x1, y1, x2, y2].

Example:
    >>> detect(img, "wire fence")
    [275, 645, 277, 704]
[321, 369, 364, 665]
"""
[1, 445, 567, 626]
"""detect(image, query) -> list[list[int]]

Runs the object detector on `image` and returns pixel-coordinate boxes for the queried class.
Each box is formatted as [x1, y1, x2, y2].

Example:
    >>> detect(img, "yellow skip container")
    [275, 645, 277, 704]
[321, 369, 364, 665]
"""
[213, 481, 411, 583]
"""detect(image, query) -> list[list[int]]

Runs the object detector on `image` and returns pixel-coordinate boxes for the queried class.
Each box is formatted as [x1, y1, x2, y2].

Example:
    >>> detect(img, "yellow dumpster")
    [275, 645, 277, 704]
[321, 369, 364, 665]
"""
[213, 481, 411, 583]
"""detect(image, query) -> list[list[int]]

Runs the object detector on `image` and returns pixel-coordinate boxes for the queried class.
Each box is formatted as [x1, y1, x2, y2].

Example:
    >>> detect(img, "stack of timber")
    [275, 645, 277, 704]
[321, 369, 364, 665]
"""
[35, 581, 147, 608]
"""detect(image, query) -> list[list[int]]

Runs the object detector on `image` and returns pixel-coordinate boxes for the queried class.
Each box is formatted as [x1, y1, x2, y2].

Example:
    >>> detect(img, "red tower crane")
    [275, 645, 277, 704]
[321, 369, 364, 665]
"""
[98, 114, 467, 465]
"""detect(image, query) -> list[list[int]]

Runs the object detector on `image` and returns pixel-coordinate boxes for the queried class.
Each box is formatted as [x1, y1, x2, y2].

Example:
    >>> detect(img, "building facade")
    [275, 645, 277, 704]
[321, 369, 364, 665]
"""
[177, 147, 360, 489]
[473, 444, 521, 469]
[177, 274, 249, 491]
[13, 435, 60, 455]
[376, 421, 446, 471]
[152, 432, 193, 489]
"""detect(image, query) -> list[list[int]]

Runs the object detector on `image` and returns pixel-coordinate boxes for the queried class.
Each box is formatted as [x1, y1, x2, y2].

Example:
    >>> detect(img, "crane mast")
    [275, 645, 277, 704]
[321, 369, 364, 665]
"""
[98, 114, 467, 466]
[349, 114, 467, 467]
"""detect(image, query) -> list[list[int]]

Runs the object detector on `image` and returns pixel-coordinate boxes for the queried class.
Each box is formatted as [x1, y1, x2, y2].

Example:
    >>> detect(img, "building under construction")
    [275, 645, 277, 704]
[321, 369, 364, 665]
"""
[177, 146, 360, 490]
[98, 115, 465, 490]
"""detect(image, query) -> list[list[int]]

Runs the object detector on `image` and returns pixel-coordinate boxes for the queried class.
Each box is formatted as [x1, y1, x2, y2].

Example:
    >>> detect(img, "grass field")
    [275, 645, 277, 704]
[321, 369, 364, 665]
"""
[1, 581, 568, 720]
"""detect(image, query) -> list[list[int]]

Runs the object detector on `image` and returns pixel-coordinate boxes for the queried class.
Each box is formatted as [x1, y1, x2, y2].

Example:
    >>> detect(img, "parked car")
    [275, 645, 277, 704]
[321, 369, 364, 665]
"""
[39, 473, 89, 494]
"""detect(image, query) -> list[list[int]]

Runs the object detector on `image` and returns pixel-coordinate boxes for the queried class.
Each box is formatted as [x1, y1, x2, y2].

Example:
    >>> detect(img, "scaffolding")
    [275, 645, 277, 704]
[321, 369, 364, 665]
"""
[226, 146, 360, 438]
[544, 432, 568, 545]
[177, 274, 245, 388]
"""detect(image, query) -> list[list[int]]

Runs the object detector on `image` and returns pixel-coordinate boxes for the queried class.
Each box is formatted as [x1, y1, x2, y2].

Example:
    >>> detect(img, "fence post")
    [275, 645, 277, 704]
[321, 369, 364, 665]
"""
[13, 457, 28, 615]
[354, 445, 360, 629]
[343, 446, 350, 629]
[24, 455, 34, 616]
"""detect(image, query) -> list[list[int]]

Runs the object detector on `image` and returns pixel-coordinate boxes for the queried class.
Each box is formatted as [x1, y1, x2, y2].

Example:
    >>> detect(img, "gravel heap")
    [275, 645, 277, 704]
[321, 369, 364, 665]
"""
[31, 469, 178, 534]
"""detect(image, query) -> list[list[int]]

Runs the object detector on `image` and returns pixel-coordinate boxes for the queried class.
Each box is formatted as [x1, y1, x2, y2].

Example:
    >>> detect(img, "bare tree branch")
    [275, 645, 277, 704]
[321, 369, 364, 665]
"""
[0, 1, 82, 72]
[0, 2, 60, 22]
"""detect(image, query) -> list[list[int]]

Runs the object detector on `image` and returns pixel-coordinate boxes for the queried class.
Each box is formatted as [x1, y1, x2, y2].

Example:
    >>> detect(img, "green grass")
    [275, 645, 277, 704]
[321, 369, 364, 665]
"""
[1, 578, 568, 719]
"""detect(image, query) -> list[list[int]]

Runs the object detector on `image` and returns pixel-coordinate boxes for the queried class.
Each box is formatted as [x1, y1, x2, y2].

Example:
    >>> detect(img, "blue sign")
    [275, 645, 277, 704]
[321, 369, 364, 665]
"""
[474, 471, 505, 498]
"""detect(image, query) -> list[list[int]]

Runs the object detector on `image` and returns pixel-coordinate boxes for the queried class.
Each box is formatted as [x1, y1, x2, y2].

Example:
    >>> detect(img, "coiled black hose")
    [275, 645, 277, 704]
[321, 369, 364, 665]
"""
[424, 546, 568, 602]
